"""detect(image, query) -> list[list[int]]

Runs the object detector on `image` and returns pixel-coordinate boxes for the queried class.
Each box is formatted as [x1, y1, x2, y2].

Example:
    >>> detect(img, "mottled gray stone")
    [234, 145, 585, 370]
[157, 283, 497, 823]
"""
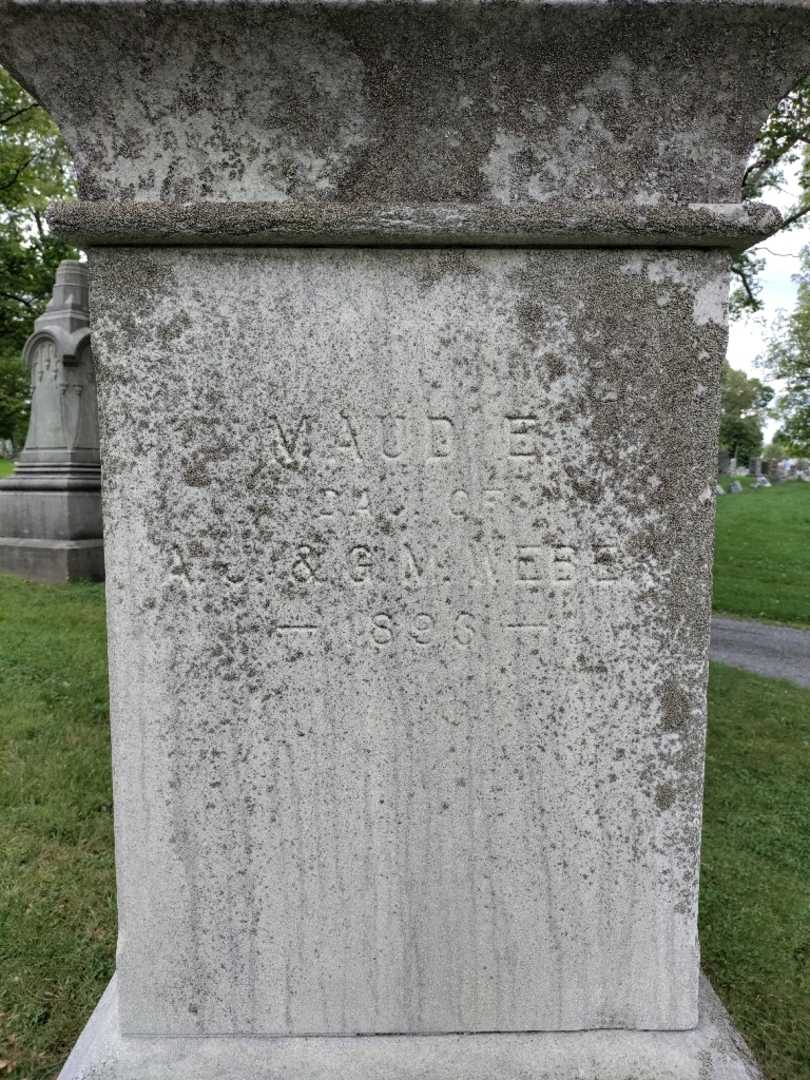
[0, 261, 103, 583]
[0, 1, 808, 208]
[93, 245, 724, 1037]
[47, 198, 781, 251]
[729, 481, 744, 494]
[59, 975, 762, 1080]
[0, 0, 806, 1077]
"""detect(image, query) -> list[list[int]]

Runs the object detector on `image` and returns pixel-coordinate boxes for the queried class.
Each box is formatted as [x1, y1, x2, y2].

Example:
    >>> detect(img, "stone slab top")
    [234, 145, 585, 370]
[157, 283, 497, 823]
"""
[0, 0, 806, 8]
[49, 198, 781, 250]
[1, 0, 809, 238]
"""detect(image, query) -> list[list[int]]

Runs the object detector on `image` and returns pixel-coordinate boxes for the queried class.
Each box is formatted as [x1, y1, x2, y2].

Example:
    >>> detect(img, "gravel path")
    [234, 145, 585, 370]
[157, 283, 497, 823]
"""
[711, 615, 810, 688]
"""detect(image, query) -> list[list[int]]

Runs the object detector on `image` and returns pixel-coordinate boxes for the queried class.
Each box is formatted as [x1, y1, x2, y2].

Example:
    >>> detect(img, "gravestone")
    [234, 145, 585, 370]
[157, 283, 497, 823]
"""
[1, 3, 808, 1079]
[749, 457, 762, 477]
[730, 480, 744, 494]
[0, 261, 103, 583]
[718, 448, 731, 476]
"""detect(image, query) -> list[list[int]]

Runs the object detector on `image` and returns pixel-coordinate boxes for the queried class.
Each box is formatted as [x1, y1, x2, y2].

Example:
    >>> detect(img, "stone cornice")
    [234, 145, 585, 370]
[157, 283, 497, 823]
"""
[2, 0, 809, 220]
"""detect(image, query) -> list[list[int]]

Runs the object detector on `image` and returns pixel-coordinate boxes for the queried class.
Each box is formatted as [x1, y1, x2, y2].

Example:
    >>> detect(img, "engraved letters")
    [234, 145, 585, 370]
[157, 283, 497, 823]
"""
[270, 405, 624, 653]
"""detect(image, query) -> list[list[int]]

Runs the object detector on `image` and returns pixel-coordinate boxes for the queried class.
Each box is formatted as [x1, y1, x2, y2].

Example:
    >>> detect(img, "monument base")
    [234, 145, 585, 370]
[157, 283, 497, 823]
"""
[0, 485, 103, 541]
[0, 537, 104, 584]
[59, 976, 761, 1080]
[0, 482, 104, 582]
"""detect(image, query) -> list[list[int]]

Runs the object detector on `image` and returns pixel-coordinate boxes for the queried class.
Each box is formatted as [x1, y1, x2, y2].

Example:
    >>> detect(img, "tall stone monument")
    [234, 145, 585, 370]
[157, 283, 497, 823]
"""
[0, 2, 807, 1078]
[0, 261, 103, 583]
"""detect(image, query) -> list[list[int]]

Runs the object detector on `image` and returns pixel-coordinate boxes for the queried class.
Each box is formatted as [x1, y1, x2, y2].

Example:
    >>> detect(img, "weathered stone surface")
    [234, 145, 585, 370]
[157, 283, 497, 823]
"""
[0, 260, 104, 583]
[0, 2, 808, 208]
[59, 974, 763, 1080]
[0, 537, 104, 585]
[91, 244, 724, 1036]
[48, 198, 781, 251]
[0, 1, 806, 1076]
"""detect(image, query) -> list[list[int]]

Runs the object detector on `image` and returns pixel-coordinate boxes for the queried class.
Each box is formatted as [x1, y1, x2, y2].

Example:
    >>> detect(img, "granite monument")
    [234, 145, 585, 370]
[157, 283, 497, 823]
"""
[0, 1, 807, 1077]
[0, 260, 103, 583]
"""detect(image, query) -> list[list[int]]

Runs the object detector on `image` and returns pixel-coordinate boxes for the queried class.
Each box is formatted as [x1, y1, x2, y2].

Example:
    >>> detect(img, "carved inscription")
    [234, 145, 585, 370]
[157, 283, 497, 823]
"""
[279, 542, 619, 590]
[260, 411, 550, 469]
[261, 408, 624, 652]
[369, 611, 478, 649]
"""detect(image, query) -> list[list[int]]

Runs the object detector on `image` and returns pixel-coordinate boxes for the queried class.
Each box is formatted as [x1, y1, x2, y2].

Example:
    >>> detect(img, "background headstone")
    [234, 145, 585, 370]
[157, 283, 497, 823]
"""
[718, 448, 731, 476]
[730, 480, 744, 494]
[0, 261, 103, 583]
[1, 3, 808, 1079]
[750, 457, 762, 478]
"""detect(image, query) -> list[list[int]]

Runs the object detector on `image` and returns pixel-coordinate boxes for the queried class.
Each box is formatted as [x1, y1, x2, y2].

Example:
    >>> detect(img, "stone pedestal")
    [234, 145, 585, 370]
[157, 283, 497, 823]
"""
[0, 261, 103, 583]
[0, 1, 807, 1077]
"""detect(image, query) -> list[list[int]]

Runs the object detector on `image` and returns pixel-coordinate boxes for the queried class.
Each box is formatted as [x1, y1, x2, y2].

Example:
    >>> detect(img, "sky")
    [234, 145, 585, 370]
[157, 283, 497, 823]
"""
[727, 161, 809, 441]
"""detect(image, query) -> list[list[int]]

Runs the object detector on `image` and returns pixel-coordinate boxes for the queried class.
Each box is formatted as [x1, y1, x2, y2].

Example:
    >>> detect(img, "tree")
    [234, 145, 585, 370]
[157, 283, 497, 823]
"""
[0, 353, 30, 448]
[731, 77, 810, 316]
[760, 246, 810, 456]
[0, 65, 78, 449]
[762, 437, 792, 461]
[717, 361, 773, 466]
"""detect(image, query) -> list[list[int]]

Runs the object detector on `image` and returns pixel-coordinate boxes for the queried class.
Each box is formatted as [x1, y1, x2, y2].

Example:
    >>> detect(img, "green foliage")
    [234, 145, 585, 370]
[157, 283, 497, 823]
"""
[732, 77, 810, 315]
[761, 247, 810, 457]
[718, 361, 772, 465]
[713, 480, 810, 627]
[762, 438, 793, 462]
[0, 353, 29, 447]
[719, 413, 764, 467]
[0, 66, 78, 438]
[702, 663, 810, 1080]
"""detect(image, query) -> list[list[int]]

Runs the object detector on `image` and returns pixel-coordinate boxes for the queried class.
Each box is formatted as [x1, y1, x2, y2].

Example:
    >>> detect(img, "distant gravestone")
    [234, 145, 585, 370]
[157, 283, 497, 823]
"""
[718, 448, 731, 475]
[0, 262, 103, 583]
[716, 482, 726, 496]
[729, 480, 744, 494]
[1, 3, 808, 1080]
[750, 457, 763, 477]
[753, 476, 771, 489]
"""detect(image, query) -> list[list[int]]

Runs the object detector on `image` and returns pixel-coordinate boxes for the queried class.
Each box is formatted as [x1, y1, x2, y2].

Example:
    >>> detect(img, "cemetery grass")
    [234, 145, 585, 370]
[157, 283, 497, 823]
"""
[1, 580, 810, 1079]
[701, 662, 810, 1080]
[0, 574, 114, 1080]
[0, 459, 13, 477]
[713, 480, 810, 627]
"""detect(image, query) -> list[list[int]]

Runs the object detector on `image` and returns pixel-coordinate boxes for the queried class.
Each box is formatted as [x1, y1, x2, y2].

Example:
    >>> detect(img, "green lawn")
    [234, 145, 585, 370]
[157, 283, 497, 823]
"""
[701, 664, 810, 1080]
[0, 576, 113, 1080]
[713, 480, 810, 627]
[0, 458, 14, 477]
[1, 573, 809, 1079]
